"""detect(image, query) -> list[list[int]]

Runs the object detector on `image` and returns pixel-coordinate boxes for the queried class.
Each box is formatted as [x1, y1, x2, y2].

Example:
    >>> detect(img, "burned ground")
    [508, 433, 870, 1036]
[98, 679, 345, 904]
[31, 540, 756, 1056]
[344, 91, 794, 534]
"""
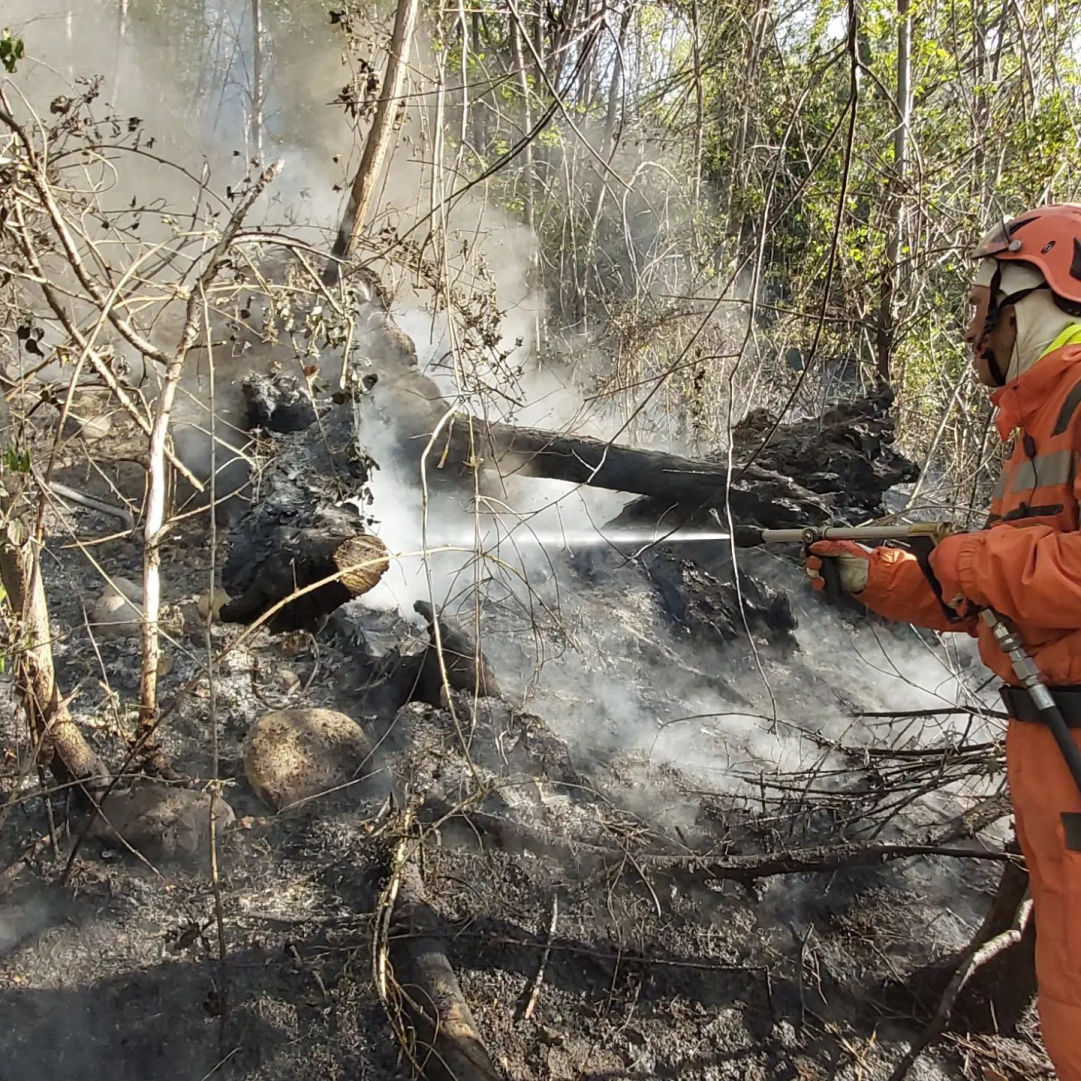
[0, 381, 1045, 1081]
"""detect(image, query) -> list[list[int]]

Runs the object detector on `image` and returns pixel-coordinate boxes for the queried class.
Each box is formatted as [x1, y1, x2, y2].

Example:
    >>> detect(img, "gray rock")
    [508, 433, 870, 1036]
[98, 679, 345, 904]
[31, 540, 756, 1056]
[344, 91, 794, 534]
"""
[88, 782, 235, 861]
[110, 576, 143, 603]
[88, 588, 142, 639]
[60, 410, 113, 441]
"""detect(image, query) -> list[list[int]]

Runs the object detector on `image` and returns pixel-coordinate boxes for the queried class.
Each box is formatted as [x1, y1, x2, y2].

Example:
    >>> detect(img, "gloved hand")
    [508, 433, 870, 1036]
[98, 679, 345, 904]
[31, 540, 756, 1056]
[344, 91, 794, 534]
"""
[805, 540, 871, 595]
[926, 532, 976, 615]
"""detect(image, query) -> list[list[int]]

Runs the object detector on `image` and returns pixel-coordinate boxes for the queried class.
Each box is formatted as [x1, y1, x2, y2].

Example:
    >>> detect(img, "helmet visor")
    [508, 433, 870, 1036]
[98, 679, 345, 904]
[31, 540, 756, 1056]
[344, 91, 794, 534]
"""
[972, 220, 1013, 259]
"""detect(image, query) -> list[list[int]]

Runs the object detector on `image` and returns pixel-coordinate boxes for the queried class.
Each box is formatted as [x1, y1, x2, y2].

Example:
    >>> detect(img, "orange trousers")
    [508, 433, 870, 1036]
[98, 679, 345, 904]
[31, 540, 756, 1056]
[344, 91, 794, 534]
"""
[1008, 718, 1081, 1080]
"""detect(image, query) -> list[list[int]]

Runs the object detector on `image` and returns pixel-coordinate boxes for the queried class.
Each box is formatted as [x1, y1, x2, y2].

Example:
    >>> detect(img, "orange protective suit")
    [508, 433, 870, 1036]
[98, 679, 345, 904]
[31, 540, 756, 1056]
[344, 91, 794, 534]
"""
[854, 328, 1081, 1079]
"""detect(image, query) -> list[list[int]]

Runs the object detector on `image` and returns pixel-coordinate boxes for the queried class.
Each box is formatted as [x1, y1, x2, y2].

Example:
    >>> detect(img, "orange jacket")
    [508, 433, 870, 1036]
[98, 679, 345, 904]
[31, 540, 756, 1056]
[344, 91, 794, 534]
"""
[859, 328, 1081, 685]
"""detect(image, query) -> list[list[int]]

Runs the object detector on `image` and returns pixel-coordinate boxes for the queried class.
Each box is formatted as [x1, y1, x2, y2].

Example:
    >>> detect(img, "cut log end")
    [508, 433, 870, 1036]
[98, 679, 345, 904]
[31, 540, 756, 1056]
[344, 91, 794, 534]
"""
[334, 533, 390, 596]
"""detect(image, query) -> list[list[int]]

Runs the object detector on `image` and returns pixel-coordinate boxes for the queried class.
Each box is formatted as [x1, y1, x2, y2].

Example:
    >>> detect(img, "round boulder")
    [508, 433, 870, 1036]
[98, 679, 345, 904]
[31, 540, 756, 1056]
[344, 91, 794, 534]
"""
[88, 782, 235, 862]
[89, 585, 142, 639]
[61, 410, 113, 441]
[244, 708, 372, 812]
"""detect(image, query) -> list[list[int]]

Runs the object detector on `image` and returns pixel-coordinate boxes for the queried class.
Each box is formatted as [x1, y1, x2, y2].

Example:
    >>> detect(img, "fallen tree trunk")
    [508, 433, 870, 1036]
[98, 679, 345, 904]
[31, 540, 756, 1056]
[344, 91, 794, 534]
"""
[389, 856, 503, 1081]
[429, 413, 833, 527]
[221, 519, 390, 632]
[401, 389, 914, 527]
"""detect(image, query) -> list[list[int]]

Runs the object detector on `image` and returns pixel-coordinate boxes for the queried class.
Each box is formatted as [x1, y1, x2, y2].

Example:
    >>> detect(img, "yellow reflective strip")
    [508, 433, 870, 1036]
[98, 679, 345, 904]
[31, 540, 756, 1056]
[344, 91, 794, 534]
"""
[1010, 449, 1076, 492]
[1041, 323, 1081, 359]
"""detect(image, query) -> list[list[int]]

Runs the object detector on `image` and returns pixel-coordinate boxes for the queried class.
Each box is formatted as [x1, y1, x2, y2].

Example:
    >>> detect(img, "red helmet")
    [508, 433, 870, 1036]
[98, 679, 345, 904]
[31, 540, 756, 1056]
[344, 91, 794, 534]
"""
[974, 204, 1081, 307]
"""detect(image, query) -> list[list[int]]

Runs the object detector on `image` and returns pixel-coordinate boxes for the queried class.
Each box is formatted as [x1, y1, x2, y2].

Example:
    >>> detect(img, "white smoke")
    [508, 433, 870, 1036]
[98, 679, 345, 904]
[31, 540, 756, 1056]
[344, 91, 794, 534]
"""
[4, 0, 1000, 848]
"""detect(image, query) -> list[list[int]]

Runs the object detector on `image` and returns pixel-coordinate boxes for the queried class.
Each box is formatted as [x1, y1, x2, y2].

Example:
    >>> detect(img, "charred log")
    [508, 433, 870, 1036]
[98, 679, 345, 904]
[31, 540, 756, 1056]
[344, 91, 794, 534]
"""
[350, 643, 427, 719]
[591, 392, 916, 644]
[640, 553, 797, 649]
[219, 382, 386, 634]
[429, 413, 833, 526]
[348, 354, 912, 528]
[220, 509, 389, 632]
[389, 851, 503, 1081]
[615, 389, 916, 531]
[731, 389, 917, 519]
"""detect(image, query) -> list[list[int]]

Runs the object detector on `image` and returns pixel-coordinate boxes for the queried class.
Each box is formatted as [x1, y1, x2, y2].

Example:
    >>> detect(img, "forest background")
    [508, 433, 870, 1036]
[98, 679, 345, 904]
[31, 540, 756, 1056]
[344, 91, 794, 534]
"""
[9, 0, 1075, 511]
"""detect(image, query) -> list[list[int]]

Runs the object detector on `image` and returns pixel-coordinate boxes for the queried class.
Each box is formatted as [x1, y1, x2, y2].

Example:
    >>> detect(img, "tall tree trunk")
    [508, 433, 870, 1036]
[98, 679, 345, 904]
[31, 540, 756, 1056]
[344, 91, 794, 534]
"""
[690, 0, 705, 211]
[725, 3, 770, 255]
[250, 0, 264, 161]
[509, 16, 535, 234]
[136, 162, 283, 775]
[509, 13, 542, 352]
[112, 0, 128, 101]
[0, 521, 110, 802]
[531, 2, 546, 90]
[688, 0, 707, 445]
[65, 7, 74, 82]
[875, 0, 911, 385]
[136, 350, 186, 777]
[470, 8, 485, 154]
[0, 396, 109, 802]
[582, 4, 630, 332]
[458, 0, 471, 157]
[325, 0, 421, 283]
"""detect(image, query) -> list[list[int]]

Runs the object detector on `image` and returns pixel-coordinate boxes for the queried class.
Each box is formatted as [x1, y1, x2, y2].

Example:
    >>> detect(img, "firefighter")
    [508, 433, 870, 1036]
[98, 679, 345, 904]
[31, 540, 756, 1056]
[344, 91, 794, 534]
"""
[805, 203, 1081, 1079]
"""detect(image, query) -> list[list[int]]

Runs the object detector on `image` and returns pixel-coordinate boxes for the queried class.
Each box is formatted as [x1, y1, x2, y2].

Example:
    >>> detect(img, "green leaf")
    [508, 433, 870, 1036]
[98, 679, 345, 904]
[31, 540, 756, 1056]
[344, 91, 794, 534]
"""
[0, 29, 24, 74]
[4, 446, 30, 474]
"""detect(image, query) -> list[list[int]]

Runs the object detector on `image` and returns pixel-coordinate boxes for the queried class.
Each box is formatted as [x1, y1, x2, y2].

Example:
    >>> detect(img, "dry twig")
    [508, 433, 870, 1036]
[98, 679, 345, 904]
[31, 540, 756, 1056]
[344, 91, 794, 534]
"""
[519, 893, 559, 1021]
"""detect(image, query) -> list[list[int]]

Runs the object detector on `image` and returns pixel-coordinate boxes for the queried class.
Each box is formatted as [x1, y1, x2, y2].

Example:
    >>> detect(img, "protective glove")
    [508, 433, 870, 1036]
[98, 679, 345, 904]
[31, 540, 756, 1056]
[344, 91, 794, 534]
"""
[805, 540, 871, 595]
[926, 532, 977, 615]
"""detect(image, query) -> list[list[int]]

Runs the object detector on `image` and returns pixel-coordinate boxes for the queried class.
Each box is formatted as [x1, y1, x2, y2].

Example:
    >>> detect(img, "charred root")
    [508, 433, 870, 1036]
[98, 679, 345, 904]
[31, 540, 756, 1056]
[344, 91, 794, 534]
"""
[899, 849, 1036, 1036]
[381, 838, 502, 1081]
[413, 600, 502, 704]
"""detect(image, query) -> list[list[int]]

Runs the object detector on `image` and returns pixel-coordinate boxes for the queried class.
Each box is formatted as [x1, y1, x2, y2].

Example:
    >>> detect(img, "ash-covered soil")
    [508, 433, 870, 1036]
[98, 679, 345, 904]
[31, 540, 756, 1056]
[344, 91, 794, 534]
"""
[0, 395, 1050, 1081]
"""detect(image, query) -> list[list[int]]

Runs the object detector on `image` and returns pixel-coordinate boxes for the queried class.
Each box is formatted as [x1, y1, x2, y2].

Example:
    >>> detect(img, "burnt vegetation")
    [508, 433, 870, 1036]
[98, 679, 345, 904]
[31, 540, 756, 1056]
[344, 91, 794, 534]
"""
[0, 6, 1060, 1081]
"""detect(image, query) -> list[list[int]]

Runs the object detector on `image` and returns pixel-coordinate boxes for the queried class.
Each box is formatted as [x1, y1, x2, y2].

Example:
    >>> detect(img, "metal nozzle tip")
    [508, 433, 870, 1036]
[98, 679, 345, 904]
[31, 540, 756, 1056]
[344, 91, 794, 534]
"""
[731, 525, 764, 548]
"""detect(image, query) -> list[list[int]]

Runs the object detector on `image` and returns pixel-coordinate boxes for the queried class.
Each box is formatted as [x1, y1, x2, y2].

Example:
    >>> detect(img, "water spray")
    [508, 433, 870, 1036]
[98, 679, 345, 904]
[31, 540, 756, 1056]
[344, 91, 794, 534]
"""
[440, 519, 958, 553]
[450, 527, 733, 550]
